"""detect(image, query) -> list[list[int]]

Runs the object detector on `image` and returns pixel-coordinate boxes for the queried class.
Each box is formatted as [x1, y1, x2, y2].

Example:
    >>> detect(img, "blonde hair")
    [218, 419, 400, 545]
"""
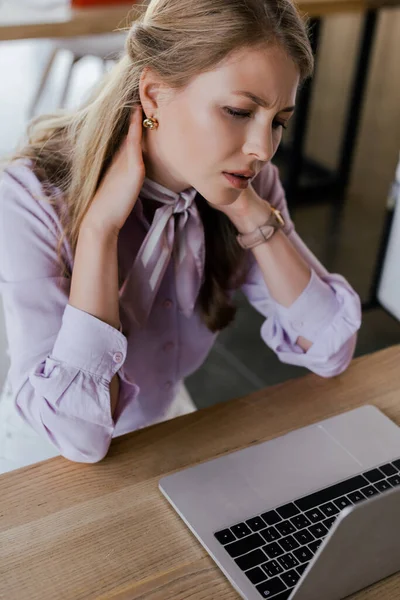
[8, 0, 313, 331]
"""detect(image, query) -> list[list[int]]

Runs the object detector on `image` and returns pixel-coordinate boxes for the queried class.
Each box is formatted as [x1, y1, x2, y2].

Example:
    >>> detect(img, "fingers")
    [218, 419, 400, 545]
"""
[127, 105, 143, 143]
[109, 106, 144, 174]
[124, 106, 144, 164]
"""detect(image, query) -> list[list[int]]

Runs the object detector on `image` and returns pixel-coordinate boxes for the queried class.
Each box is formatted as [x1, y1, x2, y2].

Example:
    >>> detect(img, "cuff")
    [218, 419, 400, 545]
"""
[274, 270, 340, 345]
[51, 304, 128, 382]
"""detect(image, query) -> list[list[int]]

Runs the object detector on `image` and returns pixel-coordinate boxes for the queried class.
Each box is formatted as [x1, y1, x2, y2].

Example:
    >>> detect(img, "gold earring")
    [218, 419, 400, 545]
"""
[143, 117, 159, 129]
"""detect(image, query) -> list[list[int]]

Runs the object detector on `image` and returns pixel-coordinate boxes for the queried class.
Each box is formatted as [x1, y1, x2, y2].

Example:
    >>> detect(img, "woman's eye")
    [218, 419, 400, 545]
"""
[224, 107, 252, 119]
[225, 107, 288, 130]
[273, 120, 288, 130]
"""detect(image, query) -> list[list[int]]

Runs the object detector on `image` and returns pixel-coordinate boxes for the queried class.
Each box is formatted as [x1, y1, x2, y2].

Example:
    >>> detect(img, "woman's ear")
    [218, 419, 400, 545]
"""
[139, 67, 166, 118]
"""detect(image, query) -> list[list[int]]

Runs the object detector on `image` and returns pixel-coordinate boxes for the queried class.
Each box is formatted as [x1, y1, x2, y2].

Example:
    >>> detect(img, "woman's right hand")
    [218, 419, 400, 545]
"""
[82, 105, 145, 236]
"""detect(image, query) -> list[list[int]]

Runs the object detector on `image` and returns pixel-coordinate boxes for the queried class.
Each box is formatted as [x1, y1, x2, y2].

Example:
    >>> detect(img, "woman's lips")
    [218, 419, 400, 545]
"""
[222, 172, 250, 189]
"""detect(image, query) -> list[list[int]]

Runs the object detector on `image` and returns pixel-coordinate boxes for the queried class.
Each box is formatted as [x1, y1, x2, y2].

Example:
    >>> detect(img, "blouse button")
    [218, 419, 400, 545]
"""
[291, 320, 304, 331]
[164, 381, 173, 390]
[163, 299, 173, 309]
[163, 342, 175, 352]
[113, 351, 124, 363]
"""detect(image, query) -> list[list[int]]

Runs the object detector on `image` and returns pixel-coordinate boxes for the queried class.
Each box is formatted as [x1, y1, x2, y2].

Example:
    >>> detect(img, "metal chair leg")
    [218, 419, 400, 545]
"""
[59, 55, 81, 109]
[28, 46, 59, 118]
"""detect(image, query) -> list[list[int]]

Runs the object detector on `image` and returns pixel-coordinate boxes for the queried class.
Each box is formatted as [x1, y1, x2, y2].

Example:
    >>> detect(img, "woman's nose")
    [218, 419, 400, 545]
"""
[243, 130, 274, 163]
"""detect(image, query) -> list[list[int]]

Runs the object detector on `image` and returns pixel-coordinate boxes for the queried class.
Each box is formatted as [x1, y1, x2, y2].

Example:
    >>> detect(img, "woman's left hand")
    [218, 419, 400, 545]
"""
[211, 184, 273, 234]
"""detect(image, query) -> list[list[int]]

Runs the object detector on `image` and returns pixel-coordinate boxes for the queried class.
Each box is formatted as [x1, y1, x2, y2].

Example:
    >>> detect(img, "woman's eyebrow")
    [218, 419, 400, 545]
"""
[232, 90, 295, 112]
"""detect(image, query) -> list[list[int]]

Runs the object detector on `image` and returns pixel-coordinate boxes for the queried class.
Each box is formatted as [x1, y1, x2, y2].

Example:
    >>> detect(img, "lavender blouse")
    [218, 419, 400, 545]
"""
[0, 161, 361, 462]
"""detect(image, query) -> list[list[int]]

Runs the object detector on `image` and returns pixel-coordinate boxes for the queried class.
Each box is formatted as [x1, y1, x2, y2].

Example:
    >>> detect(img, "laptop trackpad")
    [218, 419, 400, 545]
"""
[217, 423, 361, 520]
[162, 423, 362, 529]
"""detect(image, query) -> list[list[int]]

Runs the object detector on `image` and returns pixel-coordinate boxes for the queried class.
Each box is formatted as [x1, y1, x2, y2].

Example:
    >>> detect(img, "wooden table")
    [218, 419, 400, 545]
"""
[1, 345, 400, 599]
[0, 3, 137, 42]
[0, 0, 398, 42]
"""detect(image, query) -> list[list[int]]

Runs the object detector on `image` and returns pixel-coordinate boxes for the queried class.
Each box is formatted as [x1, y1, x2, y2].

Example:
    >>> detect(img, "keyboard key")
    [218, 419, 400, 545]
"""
[309, 523, 328, 539]
[309, 539, 323, 553]
[235, 548, 267, 571]
[293, 529, 314, 545]
[261, 526, 281, 543]
[363, 468, 385, 483]
[348, 490, 366, 504]
[231, 522, 252, 538]
[388, 474, 400, 487]
[278, 552, 299, 571]
[281, 568, 301, 588]
[214, 529, 235, 544]
[392, 459, 400, 470]
[264, 541, 285, 559]
[375, 479, 393, 493]
[261, 510, 283, 526]
[295, 475, 368, 512]
[379, 463, 398, 477]
[320, 502, 339, 518]
[293, 546, 314, 563]
[263, 559, 284, 577]
[323, 517, 336, 530]
[256, 577, 287, 598]
[278, 535, 300, 552]
[277, 503, 301, 519]
[305, 508, 325, 523]
[291, 514, 311, 529]
[361, 485, 379, 498]
[297, 563, 309, 576]
[276, 520, 296, 536]
[225, 533, 264, 558]
[333, 496, 353, 510]
[245, 565, 268, 585]
[247, 516, 268, 532]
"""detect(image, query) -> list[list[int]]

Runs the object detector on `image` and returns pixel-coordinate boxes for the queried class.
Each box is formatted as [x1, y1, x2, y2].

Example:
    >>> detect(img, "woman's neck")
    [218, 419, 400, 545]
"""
[141, 133, 188, 194]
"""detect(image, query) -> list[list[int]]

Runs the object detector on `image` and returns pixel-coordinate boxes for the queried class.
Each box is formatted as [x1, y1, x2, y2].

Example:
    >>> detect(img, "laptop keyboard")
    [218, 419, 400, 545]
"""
[214, 458, 400, 599]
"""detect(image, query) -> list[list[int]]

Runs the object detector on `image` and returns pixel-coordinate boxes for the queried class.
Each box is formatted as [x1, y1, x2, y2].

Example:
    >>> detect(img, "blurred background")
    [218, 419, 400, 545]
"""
[0, 0, 400, 410]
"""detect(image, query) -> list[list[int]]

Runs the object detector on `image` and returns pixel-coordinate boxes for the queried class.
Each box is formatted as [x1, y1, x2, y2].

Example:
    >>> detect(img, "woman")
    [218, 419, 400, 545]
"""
[0, 0, 361, 467]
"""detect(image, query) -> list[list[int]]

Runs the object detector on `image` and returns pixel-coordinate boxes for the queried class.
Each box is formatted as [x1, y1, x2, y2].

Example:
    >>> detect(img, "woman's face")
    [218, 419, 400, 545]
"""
[140, 43, 299, 205]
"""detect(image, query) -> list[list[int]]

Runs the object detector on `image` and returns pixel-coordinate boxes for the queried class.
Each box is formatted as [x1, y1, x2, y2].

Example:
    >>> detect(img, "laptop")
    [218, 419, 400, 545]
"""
[159, 405, 400, 599]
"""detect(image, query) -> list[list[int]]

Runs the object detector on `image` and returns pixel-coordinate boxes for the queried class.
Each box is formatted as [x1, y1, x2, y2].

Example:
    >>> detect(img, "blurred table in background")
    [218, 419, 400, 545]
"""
[0, 1, 136, 41]
[0, 0, 398, 42]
